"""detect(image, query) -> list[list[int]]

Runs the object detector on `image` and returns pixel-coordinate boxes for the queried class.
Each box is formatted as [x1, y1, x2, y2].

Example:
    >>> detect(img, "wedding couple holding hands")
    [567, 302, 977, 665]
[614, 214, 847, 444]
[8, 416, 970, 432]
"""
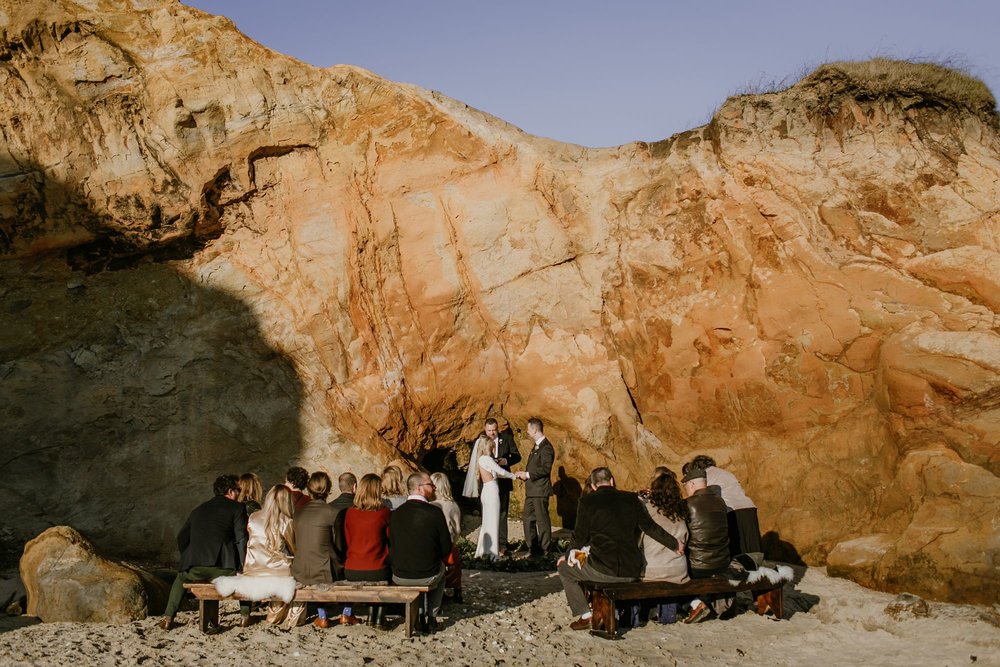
[462, 417, 554, 560]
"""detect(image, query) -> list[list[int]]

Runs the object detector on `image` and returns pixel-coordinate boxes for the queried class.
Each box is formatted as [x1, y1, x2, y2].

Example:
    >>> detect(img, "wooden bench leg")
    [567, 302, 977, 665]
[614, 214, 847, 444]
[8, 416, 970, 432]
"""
[754, 588, 784, 620]
[199, 599, 219, 633]
[771, 588, 784, 619]
[405, 597, 419, 638]
[588, 591, 618, 639]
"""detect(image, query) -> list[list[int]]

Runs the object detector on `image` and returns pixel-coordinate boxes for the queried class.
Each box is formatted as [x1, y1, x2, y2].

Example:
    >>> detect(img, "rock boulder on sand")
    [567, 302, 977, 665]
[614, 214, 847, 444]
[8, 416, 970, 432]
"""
[20, 527, 170, 623]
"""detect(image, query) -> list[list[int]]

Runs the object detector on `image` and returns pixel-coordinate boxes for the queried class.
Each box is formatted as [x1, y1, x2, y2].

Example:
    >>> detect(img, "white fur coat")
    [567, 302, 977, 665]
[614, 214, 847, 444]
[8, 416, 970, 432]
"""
[213, 575, 297, 603]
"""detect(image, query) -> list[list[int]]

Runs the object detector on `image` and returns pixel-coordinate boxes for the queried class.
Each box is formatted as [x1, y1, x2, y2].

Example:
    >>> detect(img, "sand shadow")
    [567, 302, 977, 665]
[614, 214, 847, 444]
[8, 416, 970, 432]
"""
[0, 156, 305, 567]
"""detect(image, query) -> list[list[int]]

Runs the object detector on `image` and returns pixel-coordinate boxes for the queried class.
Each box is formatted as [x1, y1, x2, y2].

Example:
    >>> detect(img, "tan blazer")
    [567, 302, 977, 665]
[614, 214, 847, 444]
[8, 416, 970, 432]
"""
[290, 499, 339, 585]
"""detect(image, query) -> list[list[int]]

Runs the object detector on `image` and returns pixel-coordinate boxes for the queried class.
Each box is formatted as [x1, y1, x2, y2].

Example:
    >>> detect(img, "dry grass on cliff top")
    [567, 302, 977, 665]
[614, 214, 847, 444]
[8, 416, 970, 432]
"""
[733, 58, 999, 127]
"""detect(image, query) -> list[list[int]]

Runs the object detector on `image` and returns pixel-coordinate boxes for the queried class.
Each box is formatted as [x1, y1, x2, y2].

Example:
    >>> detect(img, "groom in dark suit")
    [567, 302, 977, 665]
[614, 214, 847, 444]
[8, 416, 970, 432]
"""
[516, 417, 554, 556]
[483, 417, 521, 553]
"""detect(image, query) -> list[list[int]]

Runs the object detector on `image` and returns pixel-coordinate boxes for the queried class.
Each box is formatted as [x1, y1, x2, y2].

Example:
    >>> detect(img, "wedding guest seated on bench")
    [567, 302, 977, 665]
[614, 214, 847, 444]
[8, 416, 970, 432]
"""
[159, 474, 248, 631]
[639, 468, 690, 624]
[335, 473, 392, 628]
[216, 484, 304, 629]
[557, 467, 683, 631]
[682, 466, 731, 623]
[290, 471, 339, 628]
[390, 472, 452, 634]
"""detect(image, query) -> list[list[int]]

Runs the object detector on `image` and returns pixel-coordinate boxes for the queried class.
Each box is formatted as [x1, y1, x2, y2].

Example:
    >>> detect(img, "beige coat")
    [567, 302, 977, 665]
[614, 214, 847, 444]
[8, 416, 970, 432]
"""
[640, 499, 690, 583]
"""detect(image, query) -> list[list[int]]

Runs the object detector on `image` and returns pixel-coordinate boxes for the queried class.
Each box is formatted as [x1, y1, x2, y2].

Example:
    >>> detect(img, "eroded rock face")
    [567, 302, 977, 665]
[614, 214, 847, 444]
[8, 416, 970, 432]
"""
[1, 1, 998, 603]
[20, 526, 170, 622]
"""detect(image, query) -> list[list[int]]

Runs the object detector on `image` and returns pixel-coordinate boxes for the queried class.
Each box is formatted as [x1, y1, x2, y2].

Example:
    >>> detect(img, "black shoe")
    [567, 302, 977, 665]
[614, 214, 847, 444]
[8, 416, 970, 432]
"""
[369, 605, 387, 630]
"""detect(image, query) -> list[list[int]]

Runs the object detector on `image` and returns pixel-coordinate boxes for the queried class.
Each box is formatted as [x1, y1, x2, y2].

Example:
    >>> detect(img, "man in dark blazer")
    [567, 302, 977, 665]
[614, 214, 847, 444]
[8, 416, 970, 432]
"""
[483, 417, 521, 552]
[327, 472, 357, 580]
[389, 472, 452, 633]
[160, 474, 248, 630]
[328, 472, 357, 519]
[556, 467, 683, 630]
[515, 417, 555, 556]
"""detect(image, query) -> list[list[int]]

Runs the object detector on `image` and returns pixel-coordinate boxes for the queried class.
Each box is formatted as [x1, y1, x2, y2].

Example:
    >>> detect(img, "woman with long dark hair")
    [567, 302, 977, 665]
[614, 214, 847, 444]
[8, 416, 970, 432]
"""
[641, 470, 690, 583]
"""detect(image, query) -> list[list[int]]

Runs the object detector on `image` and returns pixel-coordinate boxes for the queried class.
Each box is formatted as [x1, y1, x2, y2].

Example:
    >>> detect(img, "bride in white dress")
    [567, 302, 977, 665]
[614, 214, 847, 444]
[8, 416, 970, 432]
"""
[462, 434, 516, 560]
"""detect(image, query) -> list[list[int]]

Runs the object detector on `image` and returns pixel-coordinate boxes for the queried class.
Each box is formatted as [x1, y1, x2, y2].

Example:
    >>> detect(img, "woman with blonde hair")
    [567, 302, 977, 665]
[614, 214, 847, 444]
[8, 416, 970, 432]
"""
[380, 465, 407, 510]
[238, 472, 263, 515]
[214, 484, 303, 629]
[335, 473, 392, 628]
[463, 435, 516, 560]
[431, 472, 463, 603]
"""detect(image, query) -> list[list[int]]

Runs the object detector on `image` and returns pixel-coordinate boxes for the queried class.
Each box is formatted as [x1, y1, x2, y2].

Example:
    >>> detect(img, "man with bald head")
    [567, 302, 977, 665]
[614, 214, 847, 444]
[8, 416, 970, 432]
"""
[389, 472, 452, 633]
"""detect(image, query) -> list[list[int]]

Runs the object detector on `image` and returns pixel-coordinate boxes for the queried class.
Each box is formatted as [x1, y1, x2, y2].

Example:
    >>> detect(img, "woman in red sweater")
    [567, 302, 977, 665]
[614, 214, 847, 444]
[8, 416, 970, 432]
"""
[336, 473, 391, 627]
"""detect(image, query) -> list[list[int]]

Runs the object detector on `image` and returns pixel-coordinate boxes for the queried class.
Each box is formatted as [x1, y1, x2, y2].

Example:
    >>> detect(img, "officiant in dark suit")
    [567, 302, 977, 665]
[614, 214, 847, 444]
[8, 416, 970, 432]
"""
[515, 417, 554, 556]
[483, 417, 521, 553]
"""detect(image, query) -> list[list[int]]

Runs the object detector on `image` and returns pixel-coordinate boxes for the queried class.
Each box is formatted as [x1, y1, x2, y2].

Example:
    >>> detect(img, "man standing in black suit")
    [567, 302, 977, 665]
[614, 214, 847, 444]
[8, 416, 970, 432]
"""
[515, 417, 554, 556]
[556, 467, 684, 630]
[160, 474, 248, 631]
[389, 472, 453, 633]
[483, 417, 521, 554]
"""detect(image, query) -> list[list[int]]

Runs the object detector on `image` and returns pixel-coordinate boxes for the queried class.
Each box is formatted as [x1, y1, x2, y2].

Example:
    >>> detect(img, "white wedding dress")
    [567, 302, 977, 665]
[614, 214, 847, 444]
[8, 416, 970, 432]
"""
[463, 442, 516, 561]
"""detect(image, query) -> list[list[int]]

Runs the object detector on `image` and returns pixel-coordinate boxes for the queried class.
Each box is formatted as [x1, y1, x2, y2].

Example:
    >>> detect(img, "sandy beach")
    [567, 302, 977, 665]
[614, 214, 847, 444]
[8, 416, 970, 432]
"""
[2, 562, 998, 667]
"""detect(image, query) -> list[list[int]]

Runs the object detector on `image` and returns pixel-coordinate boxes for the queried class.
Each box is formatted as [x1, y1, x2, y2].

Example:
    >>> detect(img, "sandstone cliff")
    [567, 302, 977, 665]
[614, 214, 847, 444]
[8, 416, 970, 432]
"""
[1, 1, 997, 603]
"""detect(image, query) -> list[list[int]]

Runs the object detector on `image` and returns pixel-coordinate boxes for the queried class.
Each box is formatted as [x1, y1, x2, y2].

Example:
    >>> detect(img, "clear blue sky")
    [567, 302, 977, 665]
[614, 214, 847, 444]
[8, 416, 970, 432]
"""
[186, 1, 1000, 148]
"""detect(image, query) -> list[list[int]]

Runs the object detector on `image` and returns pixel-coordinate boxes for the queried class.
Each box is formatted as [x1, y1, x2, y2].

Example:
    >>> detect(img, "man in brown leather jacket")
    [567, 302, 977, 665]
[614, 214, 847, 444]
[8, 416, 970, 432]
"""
[682, 466, 731, 622]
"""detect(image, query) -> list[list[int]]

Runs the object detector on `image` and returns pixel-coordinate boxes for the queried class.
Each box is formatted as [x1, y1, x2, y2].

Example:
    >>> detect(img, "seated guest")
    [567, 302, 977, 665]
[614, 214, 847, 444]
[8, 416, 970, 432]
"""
[641, 470, 690, 582]
[640, 469, 690, 625]
[327, 472, 357, 580]
[238, 472, 263, 515]
[557, 467, 683, 631]
[289, 471, 339, 628]
[389, 472, 452, 633]
[284, 466, 312, 512]
[228, 485, 304, 629]
[329, 472, 357, 519]
[682, 466, 731, 623]
[684, 454, 762, 564]
[430, 472, 463, 603]
[381, 465, 407, 509]
[159, 474, 248, 631]
[335, 473, 391, 628]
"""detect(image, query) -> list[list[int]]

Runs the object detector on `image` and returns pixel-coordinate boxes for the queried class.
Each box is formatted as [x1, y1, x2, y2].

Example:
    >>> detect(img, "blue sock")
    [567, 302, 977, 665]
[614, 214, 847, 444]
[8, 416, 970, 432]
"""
[343, 606, 352, 616]
[317, 607, 327, 620]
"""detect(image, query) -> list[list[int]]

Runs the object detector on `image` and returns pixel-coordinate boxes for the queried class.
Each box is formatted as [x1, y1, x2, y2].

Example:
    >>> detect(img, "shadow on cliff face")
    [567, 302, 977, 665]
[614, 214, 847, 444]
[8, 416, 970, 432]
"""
[0, 159, 304, 566]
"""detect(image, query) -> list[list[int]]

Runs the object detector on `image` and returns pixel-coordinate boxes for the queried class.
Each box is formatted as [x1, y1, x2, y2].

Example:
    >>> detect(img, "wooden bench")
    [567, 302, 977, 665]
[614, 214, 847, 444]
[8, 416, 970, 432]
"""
[582, 573, 786, 638]
[183, 582, 431, 637]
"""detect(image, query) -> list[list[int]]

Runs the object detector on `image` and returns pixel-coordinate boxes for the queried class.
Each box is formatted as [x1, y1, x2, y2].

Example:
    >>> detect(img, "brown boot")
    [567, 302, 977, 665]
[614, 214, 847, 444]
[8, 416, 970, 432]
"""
[158, 617, 175, 631]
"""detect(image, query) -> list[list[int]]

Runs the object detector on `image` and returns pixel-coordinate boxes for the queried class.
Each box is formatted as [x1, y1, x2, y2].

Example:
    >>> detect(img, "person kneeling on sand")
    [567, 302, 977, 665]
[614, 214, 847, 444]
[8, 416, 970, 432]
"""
[682, 466, 731, 623]
[160, 474, 248, 631]
[557, 467, 683, 631]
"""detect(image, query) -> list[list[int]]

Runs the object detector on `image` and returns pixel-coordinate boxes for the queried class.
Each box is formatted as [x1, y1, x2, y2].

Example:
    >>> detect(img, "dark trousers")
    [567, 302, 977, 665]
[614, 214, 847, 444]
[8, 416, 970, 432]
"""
[521, 495, 551, 553]
[728, 508, 762, 559]
[498, 486, 511, 548]
[164, 566, 237, 618]
[557, 560, 634, 617]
